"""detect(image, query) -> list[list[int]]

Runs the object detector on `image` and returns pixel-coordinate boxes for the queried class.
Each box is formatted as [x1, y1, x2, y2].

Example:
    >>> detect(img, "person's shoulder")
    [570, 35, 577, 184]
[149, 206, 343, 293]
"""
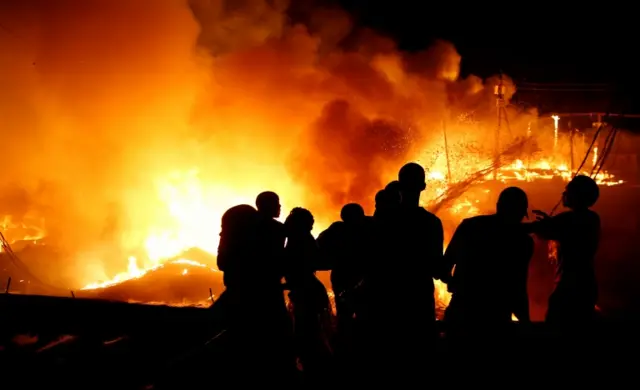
[465, 215, 489, 223]
[269, 218, 284, 228]
[553, 210, 574, 220]
[262, 218, 284, 235]
[461, 215, 491, 229]
[318, 221, 344, 239]
[416, 207, 442, 223]
[586, 208, 600, 221]
[557, 209, 599, 225]
[328, 221, 344, 229]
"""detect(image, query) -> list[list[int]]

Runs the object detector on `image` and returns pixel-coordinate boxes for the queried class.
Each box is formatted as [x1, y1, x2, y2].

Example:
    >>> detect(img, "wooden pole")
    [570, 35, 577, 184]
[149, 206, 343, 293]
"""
[442, 118, 452, 183]
[494, 104, 501, 180]
[569, 121, 574, 172]
[493, 75, 505, 180]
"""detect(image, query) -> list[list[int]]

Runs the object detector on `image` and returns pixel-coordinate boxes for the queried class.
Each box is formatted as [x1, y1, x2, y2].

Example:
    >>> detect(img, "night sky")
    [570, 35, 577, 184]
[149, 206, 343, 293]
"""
[338, 1, 636, 81]
[337, 1, 639, 114]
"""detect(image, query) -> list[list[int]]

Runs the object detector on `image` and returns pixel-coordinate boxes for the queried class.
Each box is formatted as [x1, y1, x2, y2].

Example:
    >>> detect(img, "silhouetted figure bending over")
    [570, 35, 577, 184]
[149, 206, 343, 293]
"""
[217, 204, 295, 385]
[526, 175, 601, 326]
[284, 207, 332, 381]
[444, 187, 534, 330]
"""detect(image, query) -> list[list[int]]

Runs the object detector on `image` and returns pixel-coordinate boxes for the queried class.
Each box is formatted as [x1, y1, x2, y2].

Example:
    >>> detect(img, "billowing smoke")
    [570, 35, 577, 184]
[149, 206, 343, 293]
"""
[187, 1, 509, 212]
[0, 0, 536, 287]
[291, 99, 415, 209]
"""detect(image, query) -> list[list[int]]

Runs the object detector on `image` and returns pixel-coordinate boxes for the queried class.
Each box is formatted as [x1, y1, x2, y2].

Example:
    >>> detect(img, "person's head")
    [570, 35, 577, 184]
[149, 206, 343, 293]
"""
[375, 188, 401, 213]
[496, 187, 529, 223]
[398, 163, 426, 206]
[385, 180, 402, 193]
[255, 191, 281, 218]
[562, 175, 599, 209]
[221, 204, 258, 237]
[340, 203, 365, 223]
[284, 207, 314, 234]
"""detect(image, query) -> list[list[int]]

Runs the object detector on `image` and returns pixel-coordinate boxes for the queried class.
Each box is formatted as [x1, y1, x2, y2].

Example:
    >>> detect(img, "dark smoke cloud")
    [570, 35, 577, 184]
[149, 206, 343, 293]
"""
[291, 100, 414, 208]
[188, 0, 514, 214]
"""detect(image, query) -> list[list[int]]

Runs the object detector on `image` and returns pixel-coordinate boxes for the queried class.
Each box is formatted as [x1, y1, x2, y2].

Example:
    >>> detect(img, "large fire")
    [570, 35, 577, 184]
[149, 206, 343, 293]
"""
[0, 1, 622, 309]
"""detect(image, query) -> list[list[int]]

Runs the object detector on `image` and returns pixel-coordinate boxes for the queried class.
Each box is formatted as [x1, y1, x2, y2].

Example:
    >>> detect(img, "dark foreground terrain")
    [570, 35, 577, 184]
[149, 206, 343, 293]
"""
[2, 293, 640, 389]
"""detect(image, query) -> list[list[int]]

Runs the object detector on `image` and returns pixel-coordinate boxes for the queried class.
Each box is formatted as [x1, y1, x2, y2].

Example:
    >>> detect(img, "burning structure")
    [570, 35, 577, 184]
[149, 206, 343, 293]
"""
[0, 1, 627, 314]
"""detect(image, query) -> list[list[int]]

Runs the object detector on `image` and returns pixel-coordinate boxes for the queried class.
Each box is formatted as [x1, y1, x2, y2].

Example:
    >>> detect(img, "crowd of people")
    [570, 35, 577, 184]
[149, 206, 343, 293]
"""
[213, 162, 601, 385]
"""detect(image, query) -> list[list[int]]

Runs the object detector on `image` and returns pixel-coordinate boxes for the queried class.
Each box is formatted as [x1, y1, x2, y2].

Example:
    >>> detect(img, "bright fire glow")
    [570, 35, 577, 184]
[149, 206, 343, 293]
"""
[0, 2, 625, 320]
[551, 115, 560, 149]
[76, 154, 620, 297]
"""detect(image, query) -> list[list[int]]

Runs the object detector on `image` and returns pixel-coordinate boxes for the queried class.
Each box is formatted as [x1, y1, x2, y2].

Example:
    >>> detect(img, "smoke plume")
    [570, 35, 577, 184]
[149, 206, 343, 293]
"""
[0, 0, 535, 287]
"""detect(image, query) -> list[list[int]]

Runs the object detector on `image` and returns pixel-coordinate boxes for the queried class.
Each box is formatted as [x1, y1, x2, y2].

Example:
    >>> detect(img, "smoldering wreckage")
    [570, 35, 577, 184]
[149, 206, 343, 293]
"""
[0, 0, 639, 388]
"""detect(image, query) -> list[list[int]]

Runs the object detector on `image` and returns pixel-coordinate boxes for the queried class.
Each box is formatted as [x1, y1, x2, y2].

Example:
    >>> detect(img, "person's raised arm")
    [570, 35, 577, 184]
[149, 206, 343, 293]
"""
[523, 210, 563, 241]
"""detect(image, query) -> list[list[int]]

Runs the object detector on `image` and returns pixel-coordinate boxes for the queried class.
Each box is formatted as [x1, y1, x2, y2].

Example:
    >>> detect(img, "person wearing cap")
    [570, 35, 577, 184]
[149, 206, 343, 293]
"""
[443, 186, 534, 328]
[527, 175, 601, 325]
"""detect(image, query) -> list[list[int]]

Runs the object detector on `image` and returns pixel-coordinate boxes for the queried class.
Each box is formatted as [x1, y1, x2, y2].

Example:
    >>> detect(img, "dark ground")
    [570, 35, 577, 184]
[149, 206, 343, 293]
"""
[2, 292, 640, 389]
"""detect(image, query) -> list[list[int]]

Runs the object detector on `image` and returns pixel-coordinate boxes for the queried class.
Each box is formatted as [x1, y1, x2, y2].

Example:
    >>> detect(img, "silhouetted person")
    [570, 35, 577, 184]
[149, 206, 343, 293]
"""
[318, 203, 370, 359]
[256, 191, 281, 219]
[526, 175, 601, 326]
[366, 188, 402, 295]
[444, 187, 533, 330]
[384, 179, 402, 194]
[355, 189, 401, 349]
[371, 163, 446, 382]
[255, 191, 286, 279]
[331, 204, 367, 319]
[395, 162, 447, 312]
[283, 207, 331, 381]
[374, 186, 402, 220]
[217, 204, 295, 385]
[217, 204, 260, 289]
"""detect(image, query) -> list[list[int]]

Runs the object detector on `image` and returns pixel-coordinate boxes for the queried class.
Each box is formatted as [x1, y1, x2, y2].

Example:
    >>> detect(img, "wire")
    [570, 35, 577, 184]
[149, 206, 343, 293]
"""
[518, 82, 610, 87]
[596, 129, 620, 175]
[517, 88, 608, 92]
[593, 126, 617, 174]
[594, 129, 618, 176]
